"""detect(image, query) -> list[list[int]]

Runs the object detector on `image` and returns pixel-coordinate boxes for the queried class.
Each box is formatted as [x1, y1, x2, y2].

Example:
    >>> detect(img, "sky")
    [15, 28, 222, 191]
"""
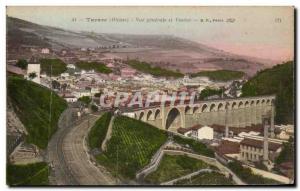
[7, 6, 294, 61]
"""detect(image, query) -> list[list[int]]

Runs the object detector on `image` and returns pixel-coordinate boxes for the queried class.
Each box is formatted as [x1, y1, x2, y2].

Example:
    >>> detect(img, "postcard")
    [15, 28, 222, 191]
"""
[6, 6, 295, 186]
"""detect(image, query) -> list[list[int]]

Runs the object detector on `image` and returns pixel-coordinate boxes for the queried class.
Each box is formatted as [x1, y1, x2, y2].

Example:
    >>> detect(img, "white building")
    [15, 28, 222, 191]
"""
[177, 124, 214, 140]
[73, 89, 91, 98]
[26, 63, 41, 84]
[41, 48, 50, 54]
[67, 64, 76, 69]
[63, 95, 78, 103]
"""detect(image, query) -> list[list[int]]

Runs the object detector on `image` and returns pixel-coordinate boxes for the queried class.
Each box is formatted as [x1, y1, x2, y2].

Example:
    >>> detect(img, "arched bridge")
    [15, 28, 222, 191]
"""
[121, 95, 276, 135]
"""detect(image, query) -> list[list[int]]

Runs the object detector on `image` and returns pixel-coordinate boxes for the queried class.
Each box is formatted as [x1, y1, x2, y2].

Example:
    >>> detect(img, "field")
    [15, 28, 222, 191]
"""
[7, 162, 49, 186]
[40, 59, 67, 76]
[175, 171, 234, 185]
[7, 75, 67, 149]
[190, 70, 245, 81]
[126, 59, 184, 78]
[96, 116, 168, 180]
[75, 61, 112, 74]
[173, 135, 215, 157]
[144, 154, 211, 184]
[88, 112, 112, 149]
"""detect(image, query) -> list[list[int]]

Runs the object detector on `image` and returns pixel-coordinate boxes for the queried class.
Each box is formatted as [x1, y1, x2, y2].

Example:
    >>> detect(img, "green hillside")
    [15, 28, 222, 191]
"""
[7, 75, 67, 149]
[88, 112, 112, 149]
[144, 154, 211, 184]
[126, 59, 184, 78]
[241, 61, 294, 124]
[96, 116, 168, 179]
[175, 172, 233, 185]
[40, 58, 67, 76]
[75, 61, 112, 74]
[7, 162, 49, 186]
[191, 70, 245, 81]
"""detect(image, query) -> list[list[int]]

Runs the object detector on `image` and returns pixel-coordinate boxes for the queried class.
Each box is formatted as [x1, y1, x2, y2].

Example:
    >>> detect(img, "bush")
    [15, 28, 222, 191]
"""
[78, 96, 91, 105]
[88, 112, 112, 149]
[199, 87, 222, 100]
[16, 59, 28, 70]
[228, 161, 280, 185]
[275, 137, 294, 165]
[7, 162, 49, 186]
[173, 135, 215, 157]
[91, 104, 98, 112]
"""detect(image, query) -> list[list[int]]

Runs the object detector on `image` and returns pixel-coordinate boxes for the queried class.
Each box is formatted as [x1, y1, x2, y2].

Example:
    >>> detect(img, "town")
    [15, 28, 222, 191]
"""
[7, 45, 294, 185]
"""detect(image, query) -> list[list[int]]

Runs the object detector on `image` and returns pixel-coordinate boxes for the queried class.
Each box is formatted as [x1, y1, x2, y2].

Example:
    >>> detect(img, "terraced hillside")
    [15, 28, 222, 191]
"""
[144, 154, 213, 184]
[7, 75, 67, 149]
[96, 116, 168, 180]
[175, 171, 234, 185]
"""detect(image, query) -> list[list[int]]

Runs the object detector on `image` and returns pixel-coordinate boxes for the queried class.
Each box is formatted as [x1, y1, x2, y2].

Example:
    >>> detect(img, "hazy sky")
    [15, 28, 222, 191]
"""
[7, 6, 294, 61]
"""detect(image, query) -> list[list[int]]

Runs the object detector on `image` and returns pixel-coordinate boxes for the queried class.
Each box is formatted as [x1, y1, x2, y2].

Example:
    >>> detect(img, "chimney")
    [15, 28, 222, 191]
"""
[262, 115, 270, 164]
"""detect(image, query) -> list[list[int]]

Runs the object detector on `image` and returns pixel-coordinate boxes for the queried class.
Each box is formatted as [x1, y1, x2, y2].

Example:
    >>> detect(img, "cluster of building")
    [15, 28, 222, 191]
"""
[176, 117, 294, 178]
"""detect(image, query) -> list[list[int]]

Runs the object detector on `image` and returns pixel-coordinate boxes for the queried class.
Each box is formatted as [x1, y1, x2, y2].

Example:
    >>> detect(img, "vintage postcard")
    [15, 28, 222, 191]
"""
[6, 6, 295, 186]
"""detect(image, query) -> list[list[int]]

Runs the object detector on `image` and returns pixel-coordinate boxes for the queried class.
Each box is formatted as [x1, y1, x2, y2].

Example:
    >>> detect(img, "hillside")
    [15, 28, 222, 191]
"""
[241, 61, 294, 124]
[6, 16, 274, 76]
[126, 59, 183, 78]
[7, 75, 68, 148]
[96, 116, 168, 180]
[190, 70, 245, 81]
[40, 59, 67, 76]
[7, 162, 49, 186]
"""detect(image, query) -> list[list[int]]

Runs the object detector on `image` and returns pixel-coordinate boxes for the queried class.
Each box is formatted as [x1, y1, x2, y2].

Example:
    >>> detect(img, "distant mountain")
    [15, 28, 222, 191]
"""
[7, 16, 277, 76]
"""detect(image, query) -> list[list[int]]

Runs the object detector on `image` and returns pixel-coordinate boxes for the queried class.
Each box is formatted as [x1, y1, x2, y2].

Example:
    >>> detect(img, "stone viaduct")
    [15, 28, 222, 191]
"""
[121, 95, 276, 136]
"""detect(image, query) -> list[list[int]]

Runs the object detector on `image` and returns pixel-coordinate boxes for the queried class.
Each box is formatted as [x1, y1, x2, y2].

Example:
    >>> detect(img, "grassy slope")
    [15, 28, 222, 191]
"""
[126, 59, 184, 78]
[144, 154, 210, 184]
[199, 87, 222, 100]
[88, 112, 112, 149]
[7, 75, 67, 149]
[191, 70, 245, 81]
[96, 116, 168, 180]
[173, 135, 215, 157]
[228, 161, 281, 185]
[40, 59, 67, 76]
[75, 61, 112, 74]
[242, 61, 294, 124]
[7, 162, 49, 186]
[175, 172, 234, 185]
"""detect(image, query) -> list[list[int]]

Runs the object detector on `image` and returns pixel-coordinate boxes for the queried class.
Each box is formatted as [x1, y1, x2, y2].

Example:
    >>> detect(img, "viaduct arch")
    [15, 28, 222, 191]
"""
[126, 95, 276, 136]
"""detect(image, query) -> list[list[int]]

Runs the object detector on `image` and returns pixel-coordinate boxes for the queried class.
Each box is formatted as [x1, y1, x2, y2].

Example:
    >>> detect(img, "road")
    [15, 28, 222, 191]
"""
[47, 108, 116, 185]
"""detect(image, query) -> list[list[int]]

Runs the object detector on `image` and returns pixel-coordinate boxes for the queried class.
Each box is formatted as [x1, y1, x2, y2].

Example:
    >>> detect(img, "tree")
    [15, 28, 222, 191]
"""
[16, 59, 28, 70]
[28, 72, 37, 79]
[51, 80, 60, 90]
[91, 104, 98, 112]
[78, 96, 92, 105]
[275, 136, 294, 165]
